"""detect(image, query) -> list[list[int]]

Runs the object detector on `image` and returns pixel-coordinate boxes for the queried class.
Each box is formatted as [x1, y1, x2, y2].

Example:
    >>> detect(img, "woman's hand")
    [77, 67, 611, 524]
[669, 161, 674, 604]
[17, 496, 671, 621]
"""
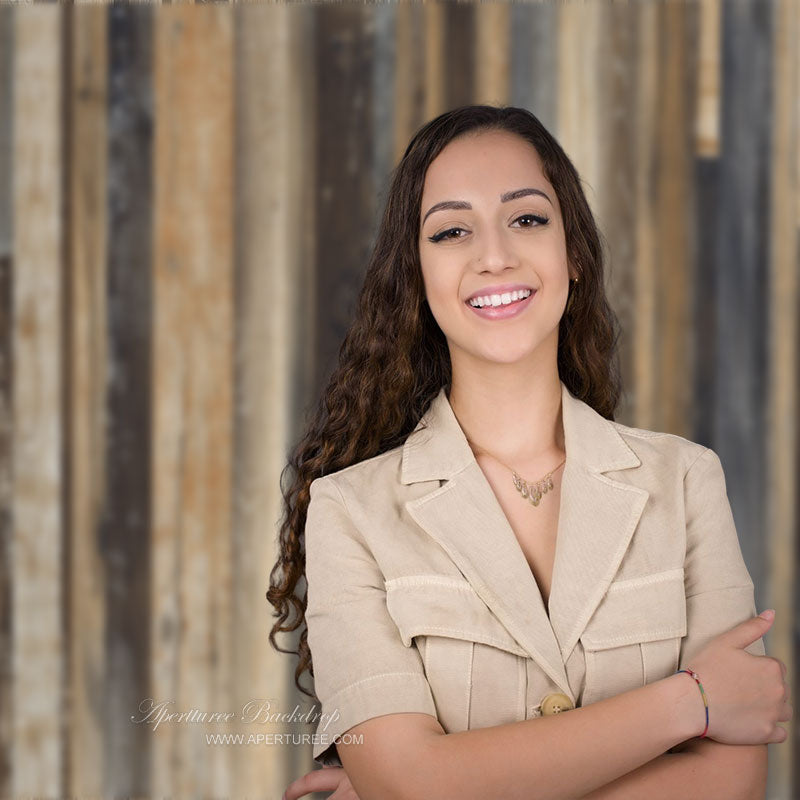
[283, 765, 361, 800]
[684, 610, 792, 745]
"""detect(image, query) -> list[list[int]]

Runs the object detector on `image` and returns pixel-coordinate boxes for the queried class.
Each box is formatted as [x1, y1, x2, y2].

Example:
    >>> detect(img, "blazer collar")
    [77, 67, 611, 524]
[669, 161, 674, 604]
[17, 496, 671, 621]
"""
[401, 380, 640, 483]
[400, 380, 649, 700]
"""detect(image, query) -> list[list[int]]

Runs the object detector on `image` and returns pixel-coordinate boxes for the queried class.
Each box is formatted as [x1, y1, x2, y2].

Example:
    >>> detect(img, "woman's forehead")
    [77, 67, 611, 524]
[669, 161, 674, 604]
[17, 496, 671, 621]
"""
[420, 132, 556, 214]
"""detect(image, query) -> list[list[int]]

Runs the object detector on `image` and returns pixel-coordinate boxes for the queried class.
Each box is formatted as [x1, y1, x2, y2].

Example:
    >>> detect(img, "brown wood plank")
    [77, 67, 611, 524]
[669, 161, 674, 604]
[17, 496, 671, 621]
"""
[766, 0, 798, 794]
[232, 3, 317, 795]
[393, 3, 427, 165]
[151, 6, 235, 796]
[423, 3, 446, 121]
[65, 5, 108, 797]
[0, 6, 13, 797]
[695, 0, 721, 157]
[442, 1, 474, 111]
[653, 0, 695, 437]
[11, 6, 64, 797]
[556, 1, 602, 209]
[474, 2, 509, 107]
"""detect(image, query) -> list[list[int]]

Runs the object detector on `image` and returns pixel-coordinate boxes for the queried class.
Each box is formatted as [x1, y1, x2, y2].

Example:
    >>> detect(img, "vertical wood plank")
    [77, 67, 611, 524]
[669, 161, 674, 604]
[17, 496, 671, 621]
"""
[509, 3, 558, 134]
[313, 4, 374, 391]
[104, 7, 153, 796]
[714, 0, 772, 592]
[442, 3, 473, 111]
[653, 0, 695, 438]
[766, 0, 798, 794]
[632, 2, 659, 429]
[474, 2, 509, 107]
[66, 5, 108, 797]
[557, 1, 602, 226]
[423, 3, 445, 122]
[233, 3, 317, 795]
[151, 7, 234, 797]
[393, 3, 427, 165]
[695, 0, 721, 157]
[11, 6, 63, 797]
[372, 3, 396, 210]
[0, 7, 13, 798]
[691, 0, 721, 446]
[691, 1, 722, 449]
[594, 3, 638, 422]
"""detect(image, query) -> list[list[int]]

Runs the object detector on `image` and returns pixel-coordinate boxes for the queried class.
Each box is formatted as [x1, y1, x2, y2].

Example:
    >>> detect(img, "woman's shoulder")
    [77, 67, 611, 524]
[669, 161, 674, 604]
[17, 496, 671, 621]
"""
[309, 441, 407, 500]
[608, 417, 711, 475]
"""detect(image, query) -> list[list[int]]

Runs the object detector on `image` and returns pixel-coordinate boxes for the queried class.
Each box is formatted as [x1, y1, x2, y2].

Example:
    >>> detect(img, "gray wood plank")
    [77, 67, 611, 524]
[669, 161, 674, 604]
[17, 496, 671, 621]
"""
[104, 6, 153, 796]
[713, 0, 773, 599]
[510, 2, 557, 134]
[313, 4, 375, 393]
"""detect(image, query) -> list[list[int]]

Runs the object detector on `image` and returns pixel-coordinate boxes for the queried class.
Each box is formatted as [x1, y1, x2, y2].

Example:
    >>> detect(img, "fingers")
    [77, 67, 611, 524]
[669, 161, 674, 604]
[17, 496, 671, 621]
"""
[768, 725, 789, 745]
[284, 767, 347, 800]
[725, 611, 775, 650]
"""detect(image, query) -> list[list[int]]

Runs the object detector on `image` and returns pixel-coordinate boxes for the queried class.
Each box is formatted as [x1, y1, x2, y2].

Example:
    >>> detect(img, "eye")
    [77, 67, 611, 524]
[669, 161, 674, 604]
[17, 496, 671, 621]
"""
[427, 227, 467, 244]
[426, 213, 550, 244]
[513, 213, 550, 228]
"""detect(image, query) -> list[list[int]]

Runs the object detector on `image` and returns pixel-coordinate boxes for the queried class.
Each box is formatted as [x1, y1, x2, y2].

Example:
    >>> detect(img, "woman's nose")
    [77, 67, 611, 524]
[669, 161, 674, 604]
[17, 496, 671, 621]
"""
[474, 227, 520, 272]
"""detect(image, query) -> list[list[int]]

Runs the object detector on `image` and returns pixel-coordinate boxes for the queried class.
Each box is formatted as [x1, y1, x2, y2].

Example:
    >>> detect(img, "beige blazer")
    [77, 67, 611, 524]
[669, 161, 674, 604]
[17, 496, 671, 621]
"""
[304, 380, 765, 767]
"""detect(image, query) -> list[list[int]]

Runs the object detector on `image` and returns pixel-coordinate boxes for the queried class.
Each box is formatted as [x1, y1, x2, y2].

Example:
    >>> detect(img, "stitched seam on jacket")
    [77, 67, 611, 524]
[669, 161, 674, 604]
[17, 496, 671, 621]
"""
[684, 583, 754, 600]
[385, 575, 473, 591]
[584, 627, 685, 647]
[683, 445, 712, 482]
[333, 671, 429, 695]
[606, 568, 684, 592]
[404, 625, 524, 653]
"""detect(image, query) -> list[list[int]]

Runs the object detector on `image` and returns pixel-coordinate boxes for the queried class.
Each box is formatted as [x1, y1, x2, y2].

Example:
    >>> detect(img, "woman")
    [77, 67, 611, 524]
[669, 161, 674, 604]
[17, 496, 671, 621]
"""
[269, 104, 791, 800]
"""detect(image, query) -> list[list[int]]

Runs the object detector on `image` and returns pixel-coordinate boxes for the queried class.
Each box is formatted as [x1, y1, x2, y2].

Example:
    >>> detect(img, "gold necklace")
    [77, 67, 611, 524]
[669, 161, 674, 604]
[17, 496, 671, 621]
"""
[468, 441, 566, 508]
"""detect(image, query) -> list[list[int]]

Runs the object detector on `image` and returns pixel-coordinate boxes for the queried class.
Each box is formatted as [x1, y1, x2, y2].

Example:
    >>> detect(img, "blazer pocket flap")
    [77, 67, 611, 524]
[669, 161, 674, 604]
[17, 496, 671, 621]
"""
[385, 576, 527, 657]
[581, 569, 687, 650]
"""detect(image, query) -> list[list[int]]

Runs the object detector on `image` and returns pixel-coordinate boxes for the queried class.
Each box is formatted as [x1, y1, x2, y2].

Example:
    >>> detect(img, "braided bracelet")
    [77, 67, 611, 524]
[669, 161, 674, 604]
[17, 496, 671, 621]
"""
[675, 668, 709, 738]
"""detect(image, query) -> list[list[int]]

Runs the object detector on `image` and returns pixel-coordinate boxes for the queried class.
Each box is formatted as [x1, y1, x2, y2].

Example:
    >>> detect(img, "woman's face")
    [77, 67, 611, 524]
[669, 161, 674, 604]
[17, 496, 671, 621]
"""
[418, 129, 574, 370]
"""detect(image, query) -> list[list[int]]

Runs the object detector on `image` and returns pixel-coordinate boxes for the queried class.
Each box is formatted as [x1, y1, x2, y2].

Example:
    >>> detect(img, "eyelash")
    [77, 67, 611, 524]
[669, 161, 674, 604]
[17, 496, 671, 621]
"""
[426, 213, 550, 244]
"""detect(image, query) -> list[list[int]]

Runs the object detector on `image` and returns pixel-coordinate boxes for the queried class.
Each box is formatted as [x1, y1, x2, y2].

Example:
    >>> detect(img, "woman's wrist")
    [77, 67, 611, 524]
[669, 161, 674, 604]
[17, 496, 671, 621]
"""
[659, 671, 709, 743]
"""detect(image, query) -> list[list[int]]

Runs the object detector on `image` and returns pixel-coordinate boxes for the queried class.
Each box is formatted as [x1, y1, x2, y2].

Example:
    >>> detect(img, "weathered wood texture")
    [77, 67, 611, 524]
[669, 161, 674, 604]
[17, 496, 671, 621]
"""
[67, 5, 109, 797]
[233, 4, 317, 795]
[151, 7, 235, 798]
[11, 6, 64, 799]
[0, 3, 796, 799]
[0, 8, 13, 798]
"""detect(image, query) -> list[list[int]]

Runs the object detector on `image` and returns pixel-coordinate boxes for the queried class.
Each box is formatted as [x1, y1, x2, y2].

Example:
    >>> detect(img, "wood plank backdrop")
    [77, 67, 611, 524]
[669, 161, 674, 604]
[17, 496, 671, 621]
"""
[0, 1, 796, 798]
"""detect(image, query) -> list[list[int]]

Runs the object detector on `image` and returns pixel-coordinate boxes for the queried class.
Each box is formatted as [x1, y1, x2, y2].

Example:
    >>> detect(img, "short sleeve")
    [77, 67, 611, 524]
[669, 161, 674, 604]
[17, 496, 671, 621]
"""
[304, 476, 437, 767]
[679, 447, 765, 670]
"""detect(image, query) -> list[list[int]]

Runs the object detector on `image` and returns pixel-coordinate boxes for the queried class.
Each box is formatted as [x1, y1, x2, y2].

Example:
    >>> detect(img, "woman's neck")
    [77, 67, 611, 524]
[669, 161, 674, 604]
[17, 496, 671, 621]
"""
[447, 370, 565, 472]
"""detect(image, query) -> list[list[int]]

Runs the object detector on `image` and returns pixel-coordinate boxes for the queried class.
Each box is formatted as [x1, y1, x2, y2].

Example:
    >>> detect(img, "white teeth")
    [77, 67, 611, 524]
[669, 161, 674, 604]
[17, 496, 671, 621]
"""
[468, 288, 532, 308]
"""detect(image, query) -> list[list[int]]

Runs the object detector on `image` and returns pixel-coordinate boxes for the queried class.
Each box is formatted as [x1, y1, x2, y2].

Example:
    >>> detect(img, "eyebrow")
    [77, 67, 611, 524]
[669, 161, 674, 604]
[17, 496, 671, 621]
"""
[422, 187, 553, 225]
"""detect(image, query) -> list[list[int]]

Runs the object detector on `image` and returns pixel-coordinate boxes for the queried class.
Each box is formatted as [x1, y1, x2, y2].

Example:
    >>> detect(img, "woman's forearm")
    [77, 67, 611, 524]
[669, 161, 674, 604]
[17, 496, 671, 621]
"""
[400, 673, 708, 800]
[577, 740, 768, 800]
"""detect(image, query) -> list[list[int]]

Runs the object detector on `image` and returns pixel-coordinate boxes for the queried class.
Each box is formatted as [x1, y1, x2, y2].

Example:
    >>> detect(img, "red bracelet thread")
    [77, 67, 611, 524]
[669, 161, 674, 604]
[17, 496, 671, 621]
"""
[676, 667, 709, 738]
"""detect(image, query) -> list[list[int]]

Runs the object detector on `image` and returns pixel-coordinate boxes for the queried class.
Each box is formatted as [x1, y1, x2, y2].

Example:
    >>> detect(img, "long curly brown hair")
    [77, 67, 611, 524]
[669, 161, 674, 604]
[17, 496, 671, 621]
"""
[267, 104, 622, 699]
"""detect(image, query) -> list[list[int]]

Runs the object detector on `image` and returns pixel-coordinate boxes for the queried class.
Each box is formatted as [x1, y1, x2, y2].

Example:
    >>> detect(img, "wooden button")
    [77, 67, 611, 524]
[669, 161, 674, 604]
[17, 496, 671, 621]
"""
[540, 692, 574, 715]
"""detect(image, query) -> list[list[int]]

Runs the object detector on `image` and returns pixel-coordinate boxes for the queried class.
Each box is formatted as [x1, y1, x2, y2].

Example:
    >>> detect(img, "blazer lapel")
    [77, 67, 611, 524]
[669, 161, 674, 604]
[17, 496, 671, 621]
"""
[401, 381, 649, 698]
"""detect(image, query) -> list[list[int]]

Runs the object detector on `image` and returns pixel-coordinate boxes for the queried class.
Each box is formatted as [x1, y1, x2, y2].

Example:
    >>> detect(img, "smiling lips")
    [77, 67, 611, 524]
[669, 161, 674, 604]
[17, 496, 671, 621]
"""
[465, 287, 536, 320]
